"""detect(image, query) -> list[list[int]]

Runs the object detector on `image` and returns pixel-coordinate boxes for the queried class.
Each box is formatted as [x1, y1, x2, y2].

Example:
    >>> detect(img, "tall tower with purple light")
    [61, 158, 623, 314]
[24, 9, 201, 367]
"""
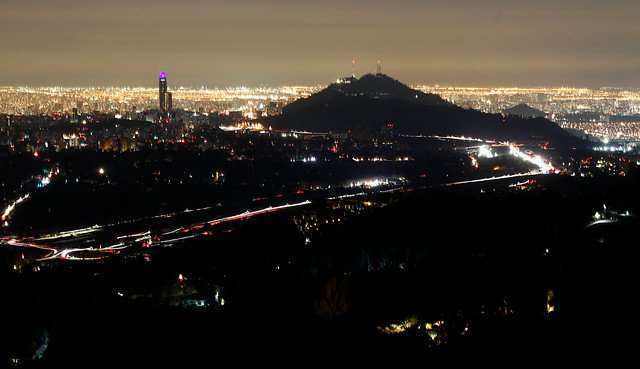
[159, 72, 167, 112]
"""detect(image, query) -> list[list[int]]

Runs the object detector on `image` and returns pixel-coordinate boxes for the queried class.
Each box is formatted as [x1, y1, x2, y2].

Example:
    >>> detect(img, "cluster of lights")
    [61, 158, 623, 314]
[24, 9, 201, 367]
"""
[38, 170, 55, 187]
[351, 156, 412, 162]
[470, 156, 479, 169]
[560, 121, 640, 141]
[593, 145, 636, 153]
[415, 85, 640, 117]
[377, 316, 446, 343]
[0, 85, 321, 116]
[477, 145, 496, 158]
[218, 122, 268, 132]
[347, 177, 406, 188]
[349, 178, 386, 188]
[508, 144, 555, 174]
[407, 134, 488, 143]
[1, 194, 29, 226]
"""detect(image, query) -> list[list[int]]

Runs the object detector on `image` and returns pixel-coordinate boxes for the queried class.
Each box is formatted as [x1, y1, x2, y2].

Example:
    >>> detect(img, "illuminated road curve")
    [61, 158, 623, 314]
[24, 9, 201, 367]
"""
[2, 200, 312, 262]
[586, 219, 619, 228]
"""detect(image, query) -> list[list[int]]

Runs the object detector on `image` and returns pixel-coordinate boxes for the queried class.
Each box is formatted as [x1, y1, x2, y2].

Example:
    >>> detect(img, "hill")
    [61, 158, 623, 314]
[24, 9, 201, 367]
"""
[283, 73, 449, 115]
[266, 74, 582, 146]
[503, 103, 547, 119]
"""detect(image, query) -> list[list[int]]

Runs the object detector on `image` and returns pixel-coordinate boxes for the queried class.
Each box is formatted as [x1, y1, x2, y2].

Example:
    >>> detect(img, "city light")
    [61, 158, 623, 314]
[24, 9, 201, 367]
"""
[1, 194, 29, 222]
[478, 145, 495, 158]
[347, 177, 406, 189]
[508, 144, 556, 174]
[415, 85, 640, 140]
[0, 85, 320, 116]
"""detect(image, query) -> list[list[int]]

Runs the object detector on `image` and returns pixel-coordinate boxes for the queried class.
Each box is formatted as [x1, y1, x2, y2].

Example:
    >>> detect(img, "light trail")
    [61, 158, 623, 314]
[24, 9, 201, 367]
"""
[586, 219, 619, 228]
[507, 144, 556, 174]
[117, 231, 150, 240]
[134, 235, 151, 242]
[442, 171, 542, 187]
[206, 201, 311, 226]
[379, 187, 404, 194]
[3, 238, 57, 259]
[158, 234, 199, 245]
[327, 192, 367, 200]
[2, 194, 29, 222]
[37, 225, 102, 240]
[291, 130, 329, 135]
[509, 179, 535, 188]
[162, 227, 184, 236]
[3, 200, 313, 262]
[401, 134, 496, 144]
[1, 164, 59, 226]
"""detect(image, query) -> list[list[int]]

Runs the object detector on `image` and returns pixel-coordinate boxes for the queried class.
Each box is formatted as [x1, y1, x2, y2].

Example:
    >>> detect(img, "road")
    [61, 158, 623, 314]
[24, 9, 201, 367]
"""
[2, 200, 312, 262]
[1, 136, 556, 264]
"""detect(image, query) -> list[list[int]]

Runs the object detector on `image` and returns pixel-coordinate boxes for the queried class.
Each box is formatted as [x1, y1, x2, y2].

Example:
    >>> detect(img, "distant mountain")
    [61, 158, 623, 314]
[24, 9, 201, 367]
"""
[503, 104, 547, 119]
[266, 74, 582, 146]
[283, 73, 450, 115]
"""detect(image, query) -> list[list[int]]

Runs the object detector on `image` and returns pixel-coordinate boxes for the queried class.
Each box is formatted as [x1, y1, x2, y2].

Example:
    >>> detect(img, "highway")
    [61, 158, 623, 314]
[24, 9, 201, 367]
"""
[2, 200, 312, 262]
[2, 166, 545, 263]
[1, 136, 556, 265]
[2, 166, 545, 264]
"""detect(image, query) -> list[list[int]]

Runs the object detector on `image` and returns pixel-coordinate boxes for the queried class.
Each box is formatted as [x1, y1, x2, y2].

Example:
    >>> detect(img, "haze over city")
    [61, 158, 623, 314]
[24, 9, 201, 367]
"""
[2, 0, 639, 87]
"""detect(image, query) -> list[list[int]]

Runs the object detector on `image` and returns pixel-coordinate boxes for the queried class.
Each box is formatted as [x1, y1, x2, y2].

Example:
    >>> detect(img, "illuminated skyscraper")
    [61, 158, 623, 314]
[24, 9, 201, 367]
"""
[159, 72, 168, 111]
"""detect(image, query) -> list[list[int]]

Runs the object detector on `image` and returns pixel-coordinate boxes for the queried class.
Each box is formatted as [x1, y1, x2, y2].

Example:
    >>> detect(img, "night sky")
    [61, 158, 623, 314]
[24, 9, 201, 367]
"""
[1, 0, 639, 87]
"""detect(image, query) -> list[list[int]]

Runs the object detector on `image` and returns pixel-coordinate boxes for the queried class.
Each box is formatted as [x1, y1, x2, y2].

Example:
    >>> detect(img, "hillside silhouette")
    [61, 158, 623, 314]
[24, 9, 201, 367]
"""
[267, 74, 581, 146]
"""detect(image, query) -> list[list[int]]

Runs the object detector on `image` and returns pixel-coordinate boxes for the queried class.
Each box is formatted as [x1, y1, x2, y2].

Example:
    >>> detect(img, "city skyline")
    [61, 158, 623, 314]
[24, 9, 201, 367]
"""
[1, 0, 639, 88]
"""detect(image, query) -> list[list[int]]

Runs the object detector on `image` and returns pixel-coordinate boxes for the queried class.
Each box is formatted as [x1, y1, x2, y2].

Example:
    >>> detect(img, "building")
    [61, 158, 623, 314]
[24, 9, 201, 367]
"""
[159, 71, 168, 112]
[180, 294, 210, 309]
[0, 115, 11, 146]
[99, 138, 113, 151]
[2, 115, 11, 137]
[63, 133, 80, 148]
[164, 91, 173, 112]
[120, 137, 131, 152]
[71, 108, 78, 123]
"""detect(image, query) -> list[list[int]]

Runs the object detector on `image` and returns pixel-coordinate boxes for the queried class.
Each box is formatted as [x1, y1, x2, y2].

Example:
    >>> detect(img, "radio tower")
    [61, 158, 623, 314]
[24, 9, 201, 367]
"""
[376, 60, 382, 75]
